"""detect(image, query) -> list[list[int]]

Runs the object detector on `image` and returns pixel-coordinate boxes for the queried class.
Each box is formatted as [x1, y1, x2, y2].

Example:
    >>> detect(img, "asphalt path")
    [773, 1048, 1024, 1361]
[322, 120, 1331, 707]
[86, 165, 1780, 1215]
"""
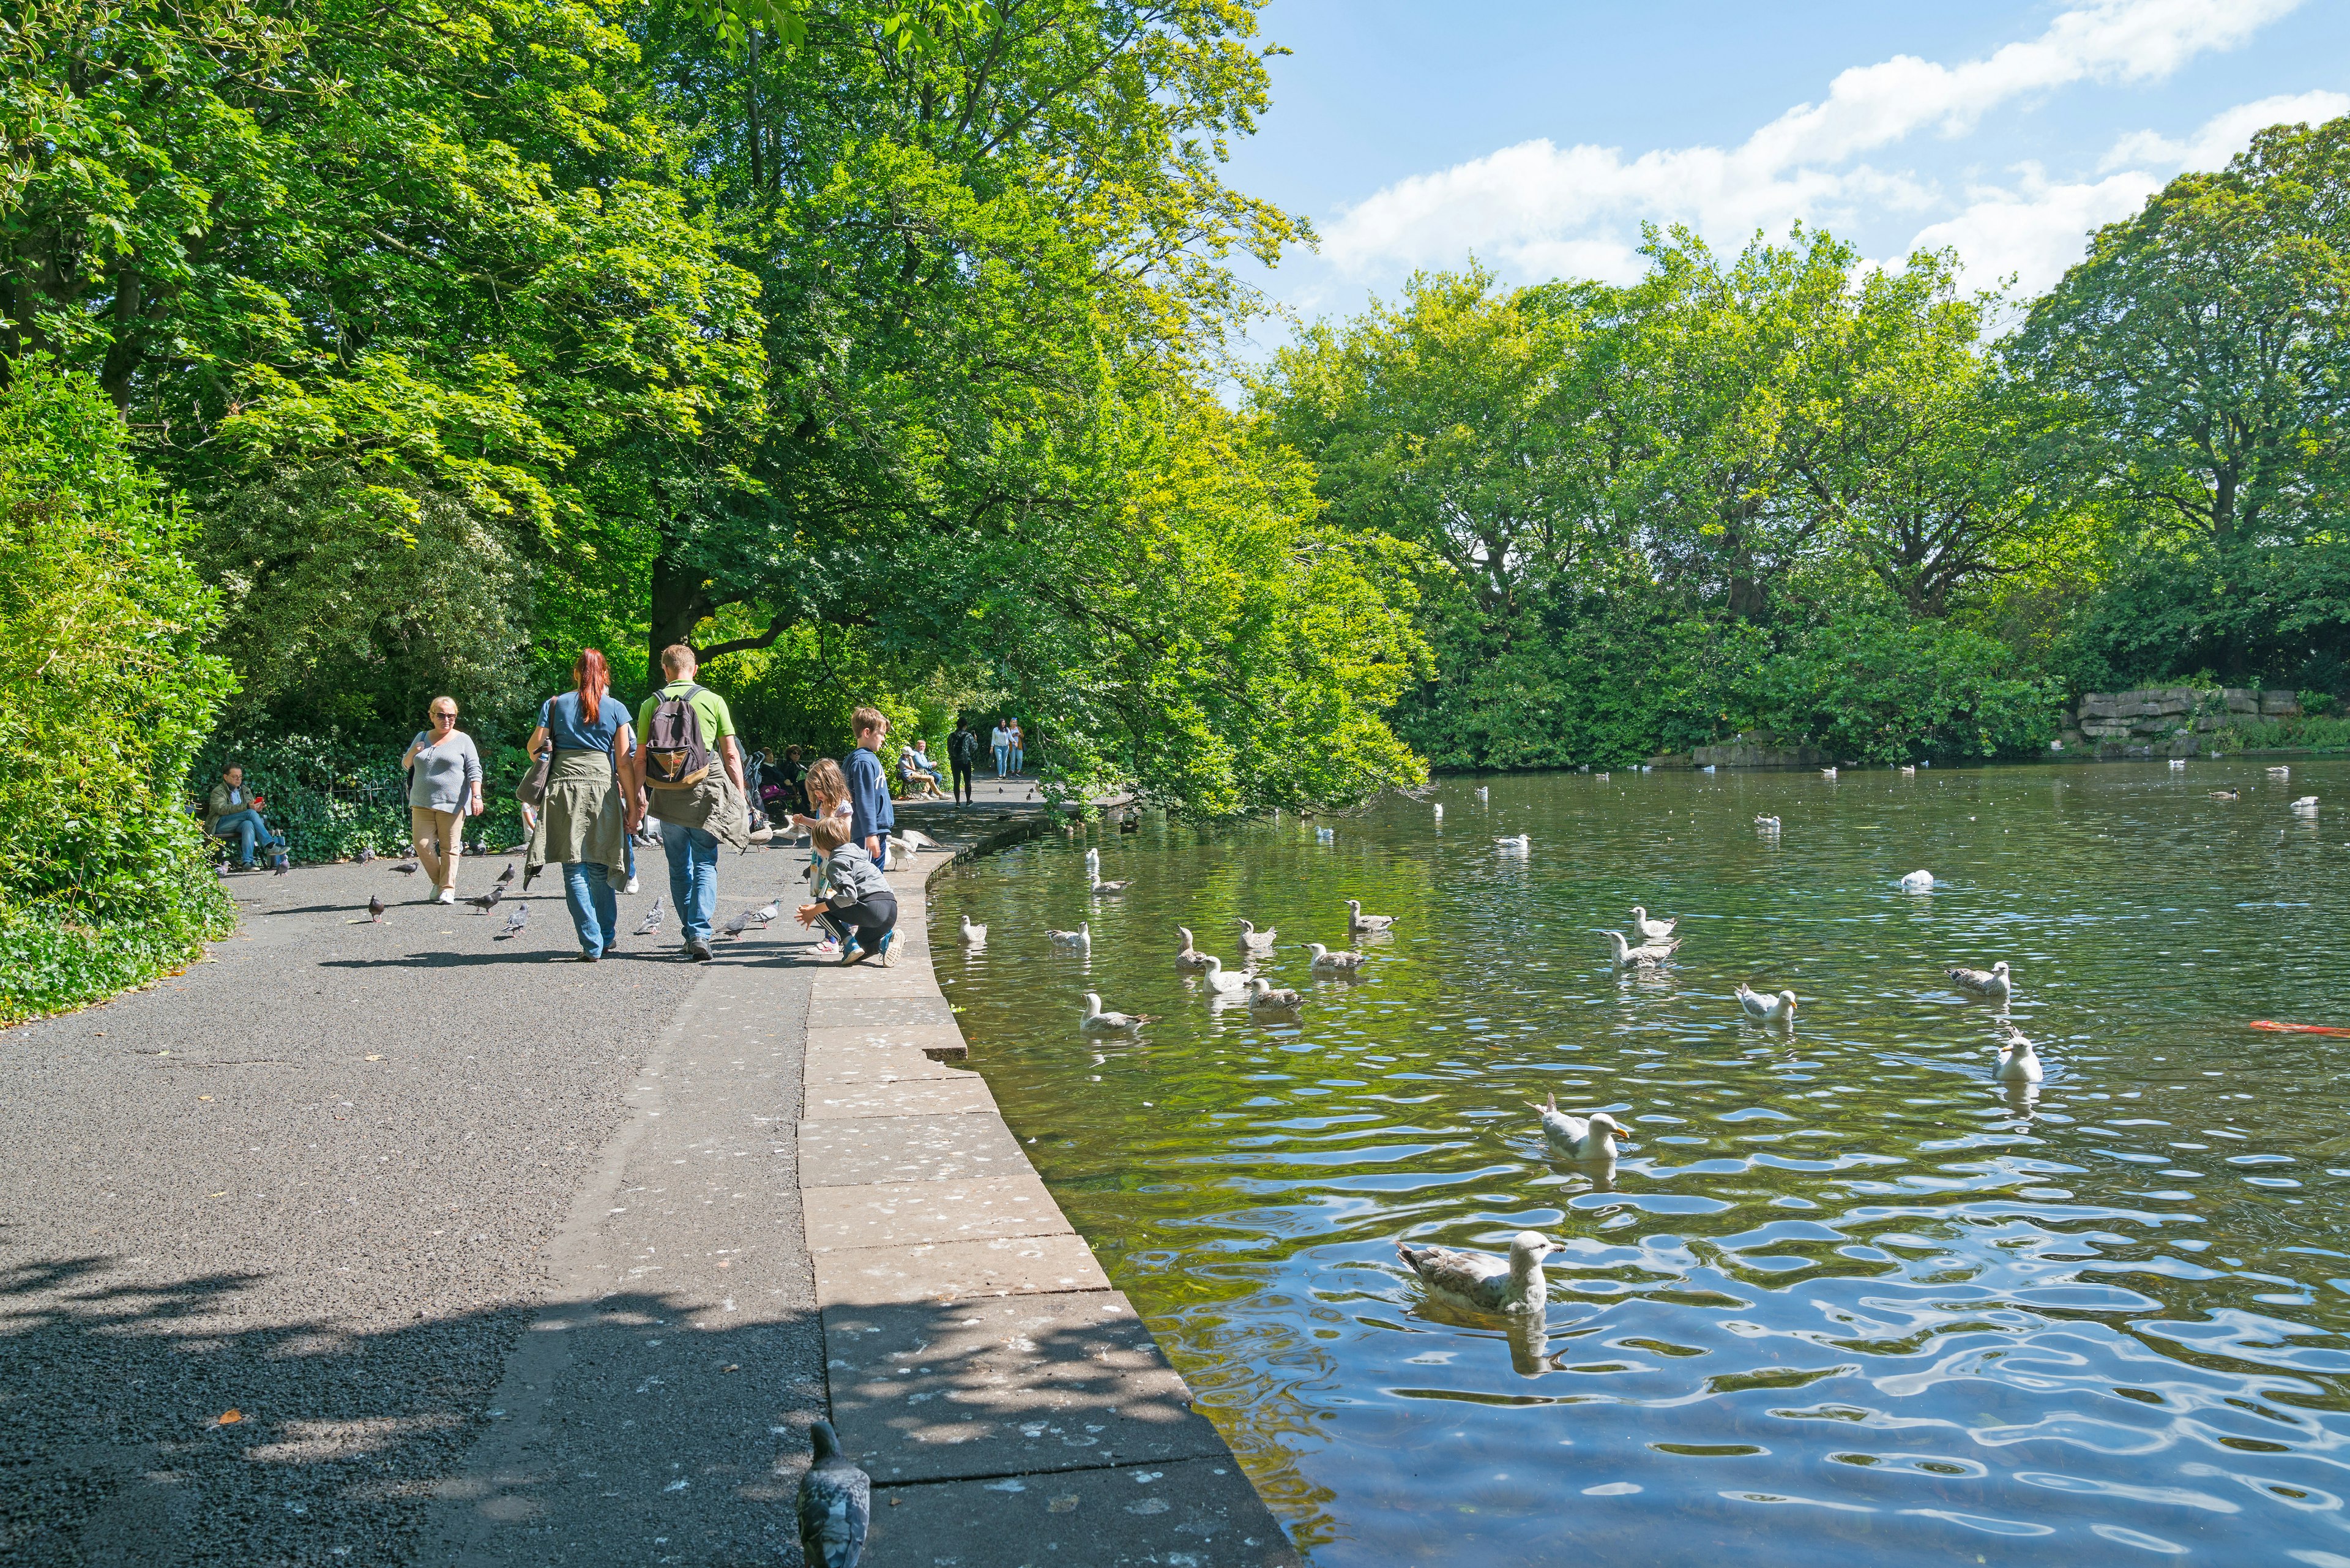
[2, 845, 832, 1566]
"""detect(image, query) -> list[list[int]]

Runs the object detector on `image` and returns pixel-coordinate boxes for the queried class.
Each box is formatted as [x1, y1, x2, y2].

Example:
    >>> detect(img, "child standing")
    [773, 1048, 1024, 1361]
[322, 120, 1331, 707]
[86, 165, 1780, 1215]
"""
[796, 816, 896, 965]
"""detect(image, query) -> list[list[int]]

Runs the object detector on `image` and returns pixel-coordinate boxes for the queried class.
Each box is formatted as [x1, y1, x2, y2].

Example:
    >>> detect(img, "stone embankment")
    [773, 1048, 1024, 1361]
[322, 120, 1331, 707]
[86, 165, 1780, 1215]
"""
[801, 807, 1300, 1566]
[2060, 686, 2303, 758]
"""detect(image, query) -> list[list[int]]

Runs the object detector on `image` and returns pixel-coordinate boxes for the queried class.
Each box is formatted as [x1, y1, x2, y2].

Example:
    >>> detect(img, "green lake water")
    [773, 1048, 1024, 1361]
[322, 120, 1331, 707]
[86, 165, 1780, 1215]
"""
[931, 761, 2350, 1564]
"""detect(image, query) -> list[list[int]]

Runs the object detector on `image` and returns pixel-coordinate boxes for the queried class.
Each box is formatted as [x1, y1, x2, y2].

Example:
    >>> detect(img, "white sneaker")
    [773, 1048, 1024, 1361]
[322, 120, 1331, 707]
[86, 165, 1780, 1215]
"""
[624, 876, 640, 895]
[436, 888, 456, 905]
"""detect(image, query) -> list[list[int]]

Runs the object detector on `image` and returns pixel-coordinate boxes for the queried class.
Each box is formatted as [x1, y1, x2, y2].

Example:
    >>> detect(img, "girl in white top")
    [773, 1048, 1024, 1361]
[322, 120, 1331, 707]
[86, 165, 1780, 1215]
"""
[990, 722, 1012, 777]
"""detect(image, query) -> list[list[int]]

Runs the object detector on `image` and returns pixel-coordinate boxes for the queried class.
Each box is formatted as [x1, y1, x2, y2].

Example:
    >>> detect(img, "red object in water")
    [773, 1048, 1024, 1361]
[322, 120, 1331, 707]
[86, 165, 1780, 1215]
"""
[2251, 1020, 2350, 1036]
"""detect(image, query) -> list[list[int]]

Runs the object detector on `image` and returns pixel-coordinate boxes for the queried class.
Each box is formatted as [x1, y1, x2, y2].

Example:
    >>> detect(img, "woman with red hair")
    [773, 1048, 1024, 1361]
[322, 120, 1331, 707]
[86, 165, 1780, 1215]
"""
[523, 649, 639, 960]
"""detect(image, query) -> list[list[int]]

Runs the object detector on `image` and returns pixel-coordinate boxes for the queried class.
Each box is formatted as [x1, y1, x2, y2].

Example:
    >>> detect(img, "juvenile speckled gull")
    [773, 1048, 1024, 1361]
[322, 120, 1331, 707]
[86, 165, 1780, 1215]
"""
[1395, 1231, 1554, 1316]
[1529, 1093, 1630, 1160]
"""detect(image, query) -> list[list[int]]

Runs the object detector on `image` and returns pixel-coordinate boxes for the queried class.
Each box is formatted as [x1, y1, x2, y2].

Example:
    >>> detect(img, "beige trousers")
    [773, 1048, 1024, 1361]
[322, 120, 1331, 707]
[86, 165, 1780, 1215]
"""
[411, 806, 464, 890]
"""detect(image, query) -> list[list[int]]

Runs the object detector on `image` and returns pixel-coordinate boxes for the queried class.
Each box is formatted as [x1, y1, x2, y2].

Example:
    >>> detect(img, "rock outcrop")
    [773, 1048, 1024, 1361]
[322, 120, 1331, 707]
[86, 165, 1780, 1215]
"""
[2061, 687, 2300, 758]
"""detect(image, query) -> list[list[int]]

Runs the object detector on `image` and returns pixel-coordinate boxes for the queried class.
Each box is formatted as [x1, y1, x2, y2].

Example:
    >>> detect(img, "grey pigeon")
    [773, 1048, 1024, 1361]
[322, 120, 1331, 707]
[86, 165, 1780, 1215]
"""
[367, 895, 385, 922]
[751, 901, 780, 925]
[357, 845, 376, 863]
[464, 886, 503, 913]
[494, 905, 529, 940]
[633, 898, 664, 936]
[494, 861, 517, 887]
[392, 860, 420, 875]
[272, 855, 290, 876]
[720, 909, 754, 939]
[796, 1420, 869, 1568]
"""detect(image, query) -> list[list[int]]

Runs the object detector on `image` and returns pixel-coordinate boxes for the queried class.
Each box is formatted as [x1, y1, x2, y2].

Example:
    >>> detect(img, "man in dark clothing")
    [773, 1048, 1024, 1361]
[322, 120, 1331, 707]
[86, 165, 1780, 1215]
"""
[844, 705, 895, 869]
[947, 722, 981, 804]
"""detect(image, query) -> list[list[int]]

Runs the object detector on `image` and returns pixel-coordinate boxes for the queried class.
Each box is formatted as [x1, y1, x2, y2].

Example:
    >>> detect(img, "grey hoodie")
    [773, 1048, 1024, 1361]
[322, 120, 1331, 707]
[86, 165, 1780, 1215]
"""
[819, 843, 892, 908]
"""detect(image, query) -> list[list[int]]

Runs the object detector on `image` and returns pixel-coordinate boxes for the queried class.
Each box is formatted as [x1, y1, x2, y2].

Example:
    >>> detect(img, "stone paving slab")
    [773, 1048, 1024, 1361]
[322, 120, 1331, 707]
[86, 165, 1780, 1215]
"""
[804, 1077, 1000, 1119]
[804, 1021, 969, 1061]
[811, 1233, 1110, 1307]
[806, 993, 957, 1031]
[797, 1111, 1028, 1187]
[802, 1174, 1074, 1251]
[804, 1045, 971, 1084]
[862, 1457, 1304, 1568]
[823, 1291, 1230, 1483]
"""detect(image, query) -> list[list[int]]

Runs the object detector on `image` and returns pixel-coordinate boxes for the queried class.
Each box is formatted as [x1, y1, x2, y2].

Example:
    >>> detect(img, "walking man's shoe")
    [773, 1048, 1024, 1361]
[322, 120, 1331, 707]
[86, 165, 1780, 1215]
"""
[685, 938, 714, 962]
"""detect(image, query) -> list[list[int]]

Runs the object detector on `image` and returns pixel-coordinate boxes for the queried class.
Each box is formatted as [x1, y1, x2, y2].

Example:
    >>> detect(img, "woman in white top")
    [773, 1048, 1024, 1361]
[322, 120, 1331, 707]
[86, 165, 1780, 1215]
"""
[990, 721, 1012, 778]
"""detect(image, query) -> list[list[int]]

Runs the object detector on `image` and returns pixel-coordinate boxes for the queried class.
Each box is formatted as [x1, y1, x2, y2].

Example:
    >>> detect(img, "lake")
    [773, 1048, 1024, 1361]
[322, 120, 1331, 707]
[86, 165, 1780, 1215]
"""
[932, 761, 2350, 1565]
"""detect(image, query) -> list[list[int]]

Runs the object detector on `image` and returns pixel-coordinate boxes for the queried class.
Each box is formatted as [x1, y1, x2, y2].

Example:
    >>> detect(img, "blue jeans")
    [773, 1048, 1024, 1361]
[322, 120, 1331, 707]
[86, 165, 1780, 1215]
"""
[212, 808, 283, 865]
[1007, 746, 1023, 774]
[993, 745, 1009, 777]
[562, 861, 619, 954]
[662, 824, 720, 944]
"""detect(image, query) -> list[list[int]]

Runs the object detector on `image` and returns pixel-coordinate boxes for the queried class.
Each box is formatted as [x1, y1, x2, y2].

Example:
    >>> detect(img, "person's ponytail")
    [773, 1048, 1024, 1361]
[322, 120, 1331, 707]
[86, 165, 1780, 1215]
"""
[573, 648, 610, 724]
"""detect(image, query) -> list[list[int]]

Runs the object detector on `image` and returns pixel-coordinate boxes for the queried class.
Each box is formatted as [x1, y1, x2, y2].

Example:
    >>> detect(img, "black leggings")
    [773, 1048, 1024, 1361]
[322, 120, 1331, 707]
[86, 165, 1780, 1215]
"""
[822, 890, 898, 950]
[950, 760, 974, 802]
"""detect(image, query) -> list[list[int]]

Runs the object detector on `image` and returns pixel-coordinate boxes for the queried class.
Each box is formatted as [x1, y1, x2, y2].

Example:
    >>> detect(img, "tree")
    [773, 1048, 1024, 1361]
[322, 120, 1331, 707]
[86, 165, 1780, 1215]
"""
[2013, 114, 2350, 548]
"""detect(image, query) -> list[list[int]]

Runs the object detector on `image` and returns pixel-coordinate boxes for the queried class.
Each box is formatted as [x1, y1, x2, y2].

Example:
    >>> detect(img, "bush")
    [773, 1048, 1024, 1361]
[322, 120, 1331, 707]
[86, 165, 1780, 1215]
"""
[190, 731, 531, 864]
[2208, 715, 2350, 754]
[0, 364, 236, 1025]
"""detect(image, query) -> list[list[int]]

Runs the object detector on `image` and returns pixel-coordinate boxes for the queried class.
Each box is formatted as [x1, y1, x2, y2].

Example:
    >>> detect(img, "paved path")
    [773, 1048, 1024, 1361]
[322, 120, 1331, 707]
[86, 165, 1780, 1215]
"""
[4, 791, 1294, 1566]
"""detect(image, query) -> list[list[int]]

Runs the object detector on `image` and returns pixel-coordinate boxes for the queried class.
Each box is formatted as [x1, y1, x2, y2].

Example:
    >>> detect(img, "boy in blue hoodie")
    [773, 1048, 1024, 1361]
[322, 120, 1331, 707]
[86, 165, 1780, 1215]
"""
[843, 705, 896, 869]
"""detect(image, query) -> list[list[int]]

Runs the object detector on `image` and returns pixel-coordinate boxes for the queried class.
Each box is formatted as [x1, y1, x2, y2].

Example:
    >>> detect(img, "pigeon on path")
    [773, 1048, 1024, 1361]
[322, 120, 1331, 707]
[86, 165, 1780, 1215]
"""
[796, 1420, 870, 1568]
[392, 861, 420, 875]
[273, 856, 290, 876]
[464, 886, 504, 913]
[495, 862, 517, 887]
[751, 901, 780, 925]
[495, 905, 529, 940]
[720, 909, 755, 939]
[367, 895, 385, 922]
[357, 845, 376, 864]
[633, 898, 665, 937]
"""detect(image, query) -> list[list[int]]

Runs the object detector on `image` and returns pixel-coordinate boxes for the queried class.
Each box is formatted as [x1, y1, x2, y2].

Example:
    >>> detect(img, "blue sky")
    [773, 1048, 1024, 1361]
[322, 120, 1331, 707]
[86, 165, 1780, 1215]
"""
[1222, 0, 2350, 341]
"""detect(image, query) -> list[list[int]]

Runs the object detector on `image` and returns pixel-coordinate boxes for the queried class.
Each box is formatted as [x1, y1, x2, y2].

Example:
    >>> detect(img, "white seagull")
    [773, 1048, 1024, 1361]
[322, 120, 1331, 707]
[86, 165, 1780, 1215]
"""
[1237, 918, 1277, 953]
[1047, 922, 1092, 949]
[1900, 869, 1935, 890]
[1433, 803, 1444, 819]
[1945, 960, 2012, 1001]
[1496, 834, 1531, 852]
[1822, 767, 1839, 779]
[1196, 955, 1248, 995]
[1084, 848, 1130, 895]
[2169, 758, 2187, 771]
[1630, 905, 1676, 943]
[1755, 815, 1781, 830]
[1736, 983, 1798, 1023]
[1305, 942, 1368, 974]
[2269, 766, 2292, 778]
[1605, 930, 1680, 967]
[1996, 1025, 2044, 1084]
[1528, 1093, 1630, 1160]
[1080, 992, 1154, 1033]
[1395, 1231, 1553, 1316]
[1245, 976, 1304, 1012]
[2292, 796, 2319, 813]
[960, 914, 987, 944]
[1345, 898, 1397, 933]
[1174, 926, 1213, 971]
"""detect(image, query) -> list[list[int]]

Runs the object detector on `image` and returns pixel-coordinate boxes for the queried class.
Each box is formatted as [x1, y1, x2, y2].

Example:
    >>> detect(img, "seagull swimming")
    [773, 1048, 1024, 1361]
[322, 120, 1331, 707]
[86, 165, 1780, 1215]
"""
[1630, 905, 1676, 942]
[1496, 834, 1531, 852]
[1433, 803, 1444, 819]
[2169, 758, 2188, 771]
[1084, 848, 1130, 895]
[2292, 796, 2319, 812]
[1528, 1093, 1630, 1160]
[2269, 766, 2292, 778]
[1174, 926, 1212, 971]
[1605, 930, 1680, 967]
[1754, 815, 1780, 829]
[1345, 898, 1397, 932]
[1237, 919, 1277, 952]
[1900, 765, 1917, 777]
[1996, 1025, 2044, 1084]
[1735, 983, 1798, 1023]
[1245, 976, 1304, 1012]
[1315, 826, 1336, 843]
[1900, 869, 1935, 890]
[959, 914, 987, 944]
[1395, 1231, 1553, 1316]
[1048, 922, 1092, 949]
[2210, 790, 2240, 801]
[1945, 959, 2012, 1001]
[1197, 955, 1248, 995]
[1476, 786, 1489, 801]
[1822, 767, 1839, 779]
[1306, 941, 1367, 973]
[1080, 992, 1154, 1032]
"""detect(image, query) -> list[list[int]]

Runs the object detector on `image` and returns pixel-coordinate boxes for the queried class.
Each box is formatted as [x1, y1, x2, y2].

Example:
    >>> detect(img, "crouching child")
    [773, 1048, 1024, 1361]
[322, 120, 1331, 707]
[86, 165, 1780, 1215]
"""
[796, 816, 897, 965]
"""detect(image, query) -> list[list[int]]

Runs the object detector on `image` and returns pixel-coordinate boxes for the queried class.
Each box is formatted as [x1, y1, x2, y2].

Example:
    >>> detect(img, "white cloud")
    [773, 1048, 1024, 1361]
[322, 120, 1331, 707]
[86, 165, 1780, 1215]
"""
[1320, 0, 2302, 283]
[1906, 168, 2161, 297]
[2101, 89, 2350, 171]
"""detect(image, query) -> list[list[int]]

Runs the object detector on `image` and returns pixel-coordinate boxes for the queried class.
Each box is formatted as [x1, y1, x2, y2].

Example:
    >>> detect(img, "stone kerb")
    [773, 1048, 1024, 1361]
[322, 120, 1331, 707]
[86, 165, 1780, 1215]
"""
[791, 814, 1300, 1567]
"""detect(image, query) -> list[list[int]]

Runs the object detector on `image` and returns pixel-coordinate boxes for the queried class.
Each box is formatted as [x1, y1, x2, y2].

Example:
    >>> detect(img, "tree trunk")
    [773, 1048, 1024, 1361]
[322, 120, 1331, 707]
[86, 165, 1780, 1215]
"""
[649, 552, 713, 669]
[2212, 465, 2237, 547]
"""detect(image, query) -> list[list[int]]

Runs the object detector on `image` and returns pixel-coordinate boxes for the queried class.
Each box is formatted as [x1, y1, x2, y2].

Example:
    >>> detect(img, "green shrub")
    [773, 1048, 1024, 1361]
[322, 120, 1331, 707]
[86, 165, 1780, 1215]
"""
[0, 364, 235, 1025]
[2209, 715, 2350, 753]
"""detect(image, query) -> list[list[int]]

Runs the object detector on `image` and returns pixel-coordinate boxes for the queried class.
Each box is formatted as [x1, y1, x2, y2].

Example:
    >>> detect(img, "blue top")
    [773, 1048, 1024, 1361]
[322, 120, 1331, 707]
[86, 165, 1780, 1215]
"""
[845, 746, 894, 843]
[540, 690, 627, 754]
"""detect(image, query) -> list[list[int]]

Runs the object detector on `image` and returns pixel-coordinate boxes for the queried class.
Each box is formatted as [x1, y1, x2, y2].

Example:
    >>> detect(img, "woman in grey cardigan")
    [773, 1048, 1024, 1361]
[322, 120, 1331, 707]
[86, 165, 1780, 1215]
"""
[402, 696, 483, 905]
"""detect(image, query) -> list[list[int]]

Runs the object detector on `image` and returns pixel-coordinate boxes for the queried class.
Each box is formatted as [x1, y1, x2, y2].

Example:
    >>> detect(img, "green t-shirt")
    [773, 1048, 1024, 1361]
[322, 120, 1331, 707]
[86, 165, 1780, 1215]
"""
[635, 682, 737, 755]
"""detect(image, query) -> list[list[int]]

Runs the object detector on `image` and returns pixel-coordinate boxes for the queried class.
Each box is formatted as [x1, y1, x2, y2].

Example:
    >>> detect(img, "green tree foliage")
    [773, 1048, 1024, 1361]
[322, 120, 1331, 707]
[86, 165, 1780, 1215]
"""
[0, 363, 234, 1023]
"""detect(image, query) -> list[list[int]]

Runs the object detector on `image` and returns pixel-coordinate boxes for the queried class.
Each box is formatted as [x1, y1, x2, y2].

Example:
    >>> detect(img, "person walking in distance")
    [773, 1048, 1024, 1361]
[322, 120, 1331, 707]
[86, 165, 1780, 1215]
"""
[947, 719, 980, 804]
[524, 649, 637, 961]
[634, 644, 751, 961]
[403, 696, 483, 905]
[1006, 717, 1026, 777]
[990, 717, 1012, 778]
[844, 706, 896, 871]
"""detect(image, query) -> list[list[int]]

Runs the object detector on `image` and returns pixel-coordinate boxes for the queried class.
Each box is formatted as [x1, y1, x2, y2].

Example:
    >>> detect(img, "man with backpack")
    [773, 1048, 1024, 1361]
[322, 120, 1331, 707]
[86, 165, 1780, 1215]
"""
[633, 643, 750, 961]
[947, 720, 980, 804]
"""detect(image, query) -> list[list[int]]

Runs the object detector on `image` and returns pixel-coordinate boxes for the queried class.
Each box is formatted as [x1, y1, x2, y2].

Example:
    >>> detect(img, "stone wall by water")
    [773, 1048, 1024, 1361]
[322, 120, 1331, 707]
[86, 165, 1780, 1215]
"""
[2061, 686, 2302, 758]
